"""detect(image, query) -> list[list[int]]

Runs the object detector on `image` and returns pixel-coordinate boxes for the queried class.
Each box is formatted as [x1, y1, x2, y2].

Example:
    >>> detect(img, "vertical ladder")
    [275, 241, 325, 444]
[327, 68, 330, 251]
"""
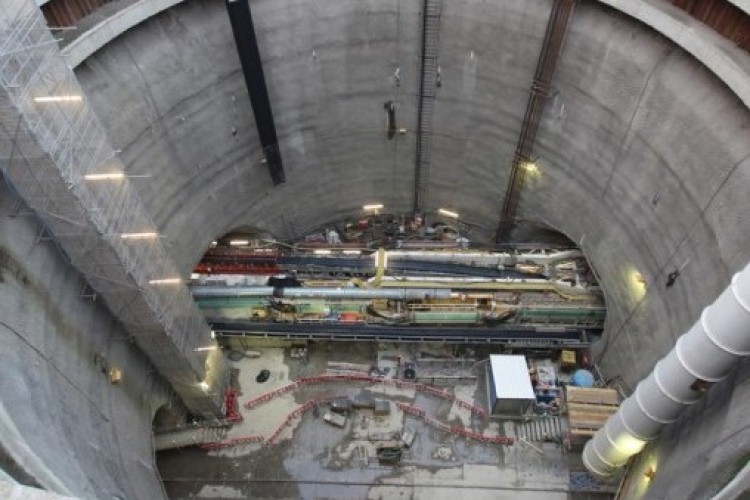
[414, 0, 442, 212]
[496, 0, 577, 241]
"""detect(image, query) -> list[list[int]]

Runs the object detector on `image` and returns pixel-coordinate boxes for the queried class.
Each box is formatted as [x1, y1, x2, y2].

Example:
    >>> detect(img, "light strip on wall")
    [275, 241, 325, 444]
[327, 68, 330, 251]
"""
[148, 278, 181, 285]
[33, 95, 83, 103]
[120, 232, 158, 240]
[438, 208, 459, 219]
[84, 172, 125, 180]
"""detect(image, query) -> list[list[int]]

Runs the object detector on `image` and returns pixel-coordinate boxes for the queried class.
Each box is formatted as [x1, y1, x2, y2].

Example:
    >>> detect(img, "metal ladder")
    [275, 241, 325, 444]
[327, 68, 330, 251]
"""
[414, 0, 441, 212]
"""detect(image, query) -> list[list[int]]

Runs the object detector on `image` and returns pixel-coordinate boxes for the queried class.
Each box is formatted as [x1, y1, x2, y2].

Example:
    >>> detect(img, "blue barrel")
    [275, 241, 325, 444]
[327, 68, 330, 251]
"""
[571, 369, 595, 387]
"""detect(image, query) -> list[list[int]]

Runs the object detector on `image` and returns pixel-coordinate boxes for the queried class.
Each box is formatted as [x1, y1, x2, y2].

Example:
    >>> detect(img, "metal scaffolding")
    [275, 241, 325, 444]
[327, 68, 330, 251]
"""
[0, 0, 223, 418]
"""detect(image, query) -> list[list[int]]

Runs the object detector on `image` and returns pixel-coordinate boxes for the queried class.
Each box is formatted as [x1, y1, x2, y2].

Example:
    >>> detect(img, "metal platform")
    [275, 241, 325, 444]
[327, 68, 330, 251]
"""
[208, 319, 594, 347]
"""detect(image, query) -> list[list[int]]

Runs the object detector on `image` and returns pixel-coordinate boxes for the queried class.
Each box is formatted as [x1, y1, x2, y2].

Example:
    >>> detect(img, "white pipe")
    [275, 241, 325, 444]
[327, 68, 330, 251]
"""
[583, 261, 750, 478]
[712, 460, 750, 500]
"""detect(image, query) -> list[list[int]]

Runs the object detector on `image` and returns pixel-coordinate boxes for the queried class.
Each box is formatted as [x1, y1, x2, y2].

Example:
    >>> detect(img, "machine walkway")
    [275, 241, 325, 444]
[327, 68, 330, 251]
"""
[208, 319, 594, 347]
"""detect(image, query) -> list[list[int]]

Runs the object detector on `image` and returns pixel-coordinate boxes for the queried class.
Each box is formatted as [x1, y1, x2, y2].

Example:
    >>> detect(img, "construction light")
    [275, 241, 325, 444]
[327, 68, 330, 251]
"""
[84, 172, 125, 180]
[629, 269, 647, 300]
[210, 240, 218, 247]
[524, 161, 539, 174]
[314, 249, 332, 255]
[438, 208, 459, 219]
[363, 203, 384, 211]
[148, 278, 181, 285]
[194, 346, 218, 352]
[33, 95, 82, 103]
[120, 232, 158, 240]
[229, 239, 250, 246]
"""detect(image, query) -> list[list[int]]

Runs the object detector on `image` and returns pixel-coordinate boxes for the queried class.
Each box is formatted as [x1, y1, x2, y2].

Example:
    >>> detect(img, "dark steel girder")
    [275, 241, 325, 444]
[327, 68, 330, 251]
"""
[225, 0, 285, 185]
[496, 0, 577, 242]
[209, 319, 594, 347]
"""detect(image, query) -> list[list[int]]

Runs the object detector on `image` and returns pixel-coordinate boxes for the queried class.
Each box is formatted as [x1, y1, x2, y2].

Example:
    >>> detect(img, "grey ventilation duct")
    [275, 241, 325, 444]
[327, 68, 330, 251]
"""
[583, 260, 750, 478]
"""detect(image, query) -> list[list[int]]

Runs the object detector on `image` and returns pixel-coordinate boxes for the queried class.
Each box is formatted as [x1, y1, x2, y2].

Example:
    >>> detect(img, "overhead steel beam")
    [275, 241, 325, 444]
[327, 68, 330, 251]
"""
[496, 0, 577, 242]
[225, 0, 285, 186]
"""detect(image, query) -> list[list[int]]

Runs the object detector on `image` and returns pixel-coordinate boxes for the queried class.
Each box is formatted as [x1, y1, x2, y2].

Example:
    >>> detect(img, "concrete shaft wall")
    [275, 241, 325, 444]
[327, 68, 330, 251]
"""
[3, 0, 748, 497]
[75, 0, 750, 374]
[0, 179, 169, 499]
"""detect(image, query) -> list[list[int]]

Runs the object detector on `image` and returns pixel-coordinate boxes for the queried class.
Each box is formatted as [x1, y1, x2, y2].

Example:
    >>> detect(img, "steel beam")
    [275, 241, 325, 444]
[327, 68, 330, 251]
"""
[225, 0, 285, 185]
[496, 0, 577, 242]
[209, 319, 594, 347]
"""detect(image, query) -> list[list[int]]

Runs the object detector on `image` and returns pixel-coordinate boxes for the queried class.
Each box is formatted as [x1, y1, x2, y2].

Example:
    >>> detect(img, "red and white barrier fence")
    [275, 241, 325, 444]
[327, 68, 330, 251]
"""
[243, 374, 489, 418]
[395, 402, 514, 446]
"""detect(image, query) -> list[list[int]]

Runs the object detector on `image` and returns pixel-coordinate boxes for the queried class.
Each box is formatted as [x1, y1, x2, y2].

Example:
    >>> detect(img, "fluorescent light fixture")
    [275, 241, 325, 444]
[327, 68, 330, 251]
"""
[194, 346, 218, 352]
[314, 249, 332, 255]
[229, 239, 249, 246]
[120, 232, 158, 240]
[148, 277, 181, 285]
[84, 172, 125, 180]
[33, 95, 82, 103]
[210, 330, 216, 339]
[190, 273, 200, 280]
[363, 203, 384, 211]
[342, 250, 361, 255]
[438, 208, 459, 219]
[210, 240, 218, 247]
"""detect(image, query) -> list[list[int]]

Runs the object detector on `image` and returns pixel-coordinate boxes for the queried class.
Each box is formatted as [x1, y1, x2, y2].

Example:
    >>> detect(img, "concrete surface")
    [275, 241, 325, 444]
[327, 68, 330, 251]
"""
[0, 178, 170, 498]
[61, 0, 183, 68]
[157, 342, 579, 499]
[2, 0, 749, 497]
[0, 481, 78, 499]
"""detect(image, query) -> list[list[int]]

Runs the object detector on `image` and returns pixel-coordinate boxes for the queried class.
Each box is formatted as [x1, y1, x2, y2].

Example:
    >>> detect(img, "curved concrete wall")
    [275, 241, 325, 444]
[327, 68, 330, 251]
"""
[583, 259, 750, 477]
[15, 0, 750, 497]
[0, 180, 170, 499]
[62, 0, 183, 69]
[73, 0, 750, 373]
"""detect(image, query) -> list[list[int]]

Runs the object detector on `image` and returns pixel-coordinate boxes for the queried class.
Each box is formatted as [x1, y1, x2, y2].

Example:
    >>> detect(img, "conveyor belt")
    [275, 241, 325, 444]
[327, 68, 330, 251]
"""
[208, 319, 593, 347]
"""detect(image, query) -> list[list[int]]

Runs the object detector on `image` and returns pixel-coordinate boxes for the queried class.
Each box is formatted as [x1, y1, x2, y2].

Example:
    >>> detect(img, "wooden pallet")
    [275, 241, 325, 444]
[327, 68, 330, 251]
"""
[565, 386, 619, 406]
[563, 386, 620, 443]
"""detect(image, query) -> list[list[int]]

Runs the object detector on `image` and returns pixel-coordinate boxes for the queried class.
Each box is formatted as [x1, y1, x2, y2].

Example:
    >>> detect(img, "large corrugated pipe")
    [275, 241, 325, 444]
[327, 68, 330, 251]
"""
[583, 261, 750, 478]
[191, 286, 452, 300]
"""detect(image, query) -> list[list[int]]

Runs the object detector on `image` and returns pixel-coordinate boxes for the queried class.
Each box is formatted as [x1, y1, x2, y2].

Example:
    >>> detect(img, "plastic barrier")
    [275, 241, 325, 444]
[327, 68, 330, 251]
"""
[395, 402, 513, 446]
[224, 389, 243, 422]
[243, 381, 300, 409]
[243, 374, 489, 418]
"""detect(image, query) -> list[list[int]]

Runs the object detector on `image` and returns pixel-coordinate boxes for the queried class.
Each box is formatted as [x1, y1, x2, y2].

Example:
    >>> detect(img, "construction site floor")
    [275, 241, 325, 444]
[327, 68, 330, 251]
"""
[156, 341, 611, 499]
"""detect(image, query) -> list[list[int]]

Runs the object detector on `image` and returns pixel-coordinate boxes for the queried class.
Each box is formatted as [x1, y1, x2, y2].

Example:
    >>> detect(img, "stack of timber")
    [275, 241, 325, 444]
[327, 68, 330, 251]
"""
[563, 386, 619, 448]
